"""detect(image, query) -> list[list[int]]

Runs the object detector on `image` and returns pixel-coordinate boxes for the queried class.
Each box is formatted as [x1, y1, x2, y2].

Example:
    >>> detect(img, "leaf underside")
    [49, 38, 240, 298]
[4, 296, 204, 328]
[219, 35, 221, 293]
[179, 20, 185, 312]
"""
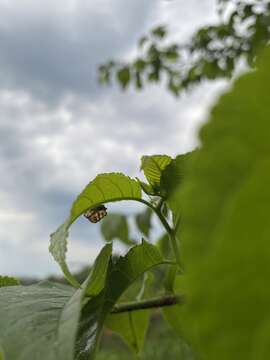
[0, 244, 113, 360]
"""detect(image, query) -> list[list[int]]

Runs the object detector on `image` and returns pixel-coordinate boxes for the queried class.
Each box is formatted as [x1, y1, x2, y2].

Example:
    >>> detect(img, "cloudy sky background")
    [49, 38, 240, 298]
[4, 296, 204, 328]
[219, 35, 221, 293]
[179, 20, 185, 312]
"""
[0, 0, 227, 278]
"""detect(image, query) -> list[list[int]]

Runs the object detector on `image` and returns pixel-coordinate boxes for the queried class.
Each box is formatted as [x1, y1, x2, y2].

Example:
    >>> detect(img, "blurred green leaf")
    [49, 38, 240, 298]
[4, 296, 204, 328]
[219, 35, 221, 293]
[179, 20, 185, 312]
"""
[157, 233, 170, 259]
[101, 213, 134, 246]
[170, 48, 270, 359]
[99, 2, 270, 97]
[163, 45, 179, 61]
[139, 36, 148, 48]
[135, 208, 152, 237]
[76, 240, 165, 359]
[151, 26, 167, 39]
[134, 59, 146, 71]
[117, 67, 131, 89]
[0, 276, 20, 288]
[50, 173, 141, 286]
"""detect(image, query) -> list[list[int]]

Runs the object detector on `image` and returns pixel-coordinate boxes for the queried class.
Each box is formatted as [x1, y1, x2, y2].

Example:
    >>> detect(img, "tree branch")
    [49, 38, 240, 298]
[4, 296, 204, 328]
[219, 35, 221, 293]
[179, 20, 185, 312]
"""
[110, 294, 184, 314]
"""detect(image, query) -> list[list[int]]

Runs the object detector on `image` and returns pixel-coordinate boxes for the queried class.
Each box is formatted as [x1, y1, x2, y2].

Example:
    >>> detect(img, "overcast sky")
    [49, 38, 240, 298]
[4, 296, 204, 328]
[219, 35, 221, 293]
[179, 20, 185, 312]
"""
[0, 0, 227, 278]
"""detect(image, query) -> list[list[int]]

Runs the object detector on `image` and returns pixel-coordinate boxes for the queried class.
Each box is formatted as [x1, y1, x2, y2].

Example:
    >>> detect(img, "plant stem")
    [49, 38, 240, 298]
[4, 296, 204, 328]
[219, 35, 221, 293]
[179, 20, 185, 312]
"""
[111, 294, 184, 314]
[137, 198, 172, 236]
[137, 198, 183, 271]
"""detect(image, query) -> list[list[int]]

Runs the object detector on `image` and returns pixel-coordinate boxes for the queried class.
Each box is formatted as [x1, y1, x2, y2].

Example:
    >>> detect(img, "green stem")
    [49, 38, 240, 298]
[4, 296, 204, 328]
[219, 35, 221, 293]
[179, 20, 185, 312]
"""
[136, 198, 182, 270]
[136, 198, 172, 235]
[111, 294, 184, 314]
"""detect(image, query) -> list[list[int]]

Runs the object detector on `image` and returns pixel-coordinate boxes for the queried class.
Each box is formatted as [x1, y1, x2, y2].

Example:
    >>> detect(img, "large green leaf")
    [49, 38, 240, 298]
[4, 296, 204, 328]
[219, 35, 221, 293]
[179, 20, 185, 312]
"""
[101, 213, 134, 246]
[0, 276, 20, 287]
[140, 155, 172, 190]
[50, 173, 141, 286]
[0, 244, 112, 360]
[169, 48, 270, 359]
[75, 240, 165, 359]
[0, 282, 75, 360]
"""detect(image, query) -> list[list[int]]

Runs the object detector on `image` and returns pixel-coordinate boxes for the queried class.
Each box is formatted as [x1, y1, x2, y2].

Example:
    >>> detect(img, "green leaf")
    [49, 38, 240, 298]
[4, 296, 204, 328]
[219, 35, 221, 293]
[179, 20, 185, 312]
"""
[49, 218, 80, 288]
[170, 48, 270, 358]
[135, 208, 152, 237]
[75, 240, 165, 359]
[85, 243, 112, 297]
[164, 45, 179, 61]
[101, 213, 133, 246]
[0, 276, 20, 287]
[0, 244, 112, 360]
[70, 173, 141, 224]
[117, 67, 130, 89]
[0, 282, 75, 360]
[50, 173, 141, 286]
[140, 155, 172, 190]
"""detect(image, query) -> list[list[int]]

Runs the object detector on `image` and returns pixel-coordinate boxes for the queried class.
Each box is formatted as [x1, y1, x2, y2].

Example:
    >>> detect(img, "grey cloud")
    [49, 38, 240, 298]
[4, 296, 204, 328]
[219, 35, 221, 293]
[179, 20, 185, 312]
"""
[0, 0, 227, 277]
[0, 0, 156, 103]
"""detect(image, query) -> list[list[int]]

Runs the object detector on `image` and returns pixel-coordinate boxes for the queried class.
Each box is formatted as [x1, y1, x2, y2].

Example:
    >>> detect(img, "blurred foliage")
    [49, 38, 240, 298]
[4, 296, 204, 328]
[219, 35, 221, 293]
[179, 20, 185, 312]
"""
[101, 213, 135, 245]
[135, 207, 152, 238]
[99, 0, 270, 96]
[0, 276, 20, 287]
[166, 46, 270, 359]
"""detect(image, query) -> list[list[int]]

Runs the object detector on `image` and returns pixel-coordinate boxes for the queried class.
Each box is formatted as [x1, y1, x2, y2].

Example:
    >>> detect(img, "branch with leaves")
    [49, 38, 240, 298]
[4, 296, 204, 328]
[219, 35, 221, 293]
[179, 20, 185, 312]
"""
[99, 0, 270, 96]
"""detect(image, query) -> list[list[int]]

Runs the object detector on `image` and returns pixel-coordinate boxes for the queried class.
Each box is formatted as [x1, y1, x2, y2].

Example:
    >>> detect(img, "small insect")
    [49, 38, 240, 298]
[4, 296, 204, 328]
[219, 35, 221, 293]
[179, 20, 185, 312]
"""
[84, 205, 107, 223]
